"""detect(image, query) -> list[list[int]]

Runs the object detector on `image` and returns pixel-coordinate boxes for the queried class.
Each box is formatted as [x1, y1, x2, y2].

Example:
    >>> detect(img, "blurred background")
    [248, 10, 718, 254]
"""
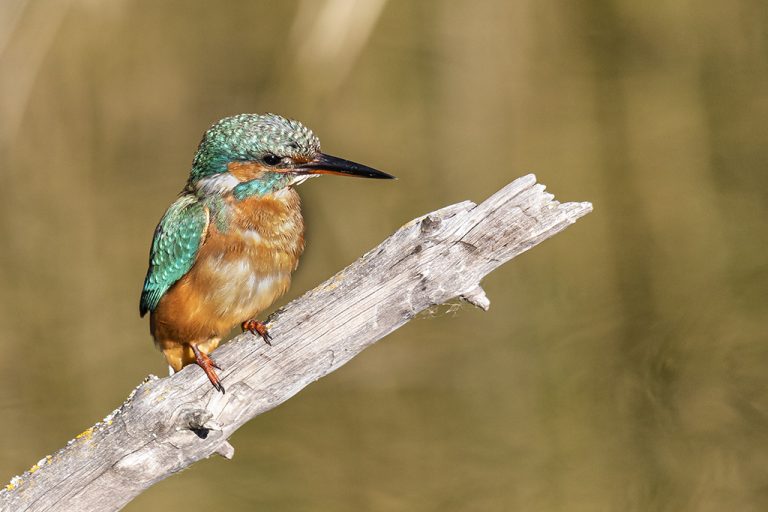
[1, 0, 767, 510]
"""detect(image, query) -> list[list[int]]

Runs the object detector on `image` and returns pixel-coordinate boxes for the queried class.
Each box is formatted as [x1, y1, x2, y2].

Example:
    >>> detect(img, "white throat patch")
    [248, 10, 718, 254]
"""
[196, 173, 240, 195]
[290, 174, 319, 187]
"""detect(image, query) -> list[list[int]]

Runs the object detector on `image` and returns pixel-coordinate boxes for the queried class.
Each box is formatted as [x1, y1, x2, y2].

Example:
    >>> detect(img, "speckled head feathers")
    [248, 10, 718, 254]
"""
[190, 113, 321, 181]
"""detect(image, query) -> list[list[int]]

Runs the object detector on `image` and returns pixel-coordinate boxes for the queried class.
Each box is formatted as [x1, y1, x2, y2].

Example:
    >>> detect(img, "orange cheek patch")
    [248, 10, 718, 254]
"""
[227, 161, 268, 181]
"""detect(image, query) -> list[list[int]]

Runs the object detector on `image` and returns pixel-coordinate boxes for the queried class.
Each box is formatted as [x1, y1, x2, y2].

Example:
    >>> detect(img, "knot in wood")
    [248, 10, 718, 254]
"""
[181, 409, 213, 439]
[420, 215, 441, 234]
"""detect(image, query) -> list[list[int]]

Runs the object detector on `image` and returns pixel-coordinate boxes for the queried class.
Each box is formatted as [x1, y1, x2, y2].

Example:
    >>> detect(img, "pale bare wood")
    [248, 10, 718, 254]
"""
[0, 174, 592, 512]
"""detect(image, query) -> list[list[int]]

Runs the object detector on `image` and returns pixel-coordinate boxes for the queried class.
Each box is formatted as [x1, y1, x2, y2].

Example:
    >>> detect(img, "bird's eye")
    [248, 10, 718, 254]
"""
[262, 154, 281, 166]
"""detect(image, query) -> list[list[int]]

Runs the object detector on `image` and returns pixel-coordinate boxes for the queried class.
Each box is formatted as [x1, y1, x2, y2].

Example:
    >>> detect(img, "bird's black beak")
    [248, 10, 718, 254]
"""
[296, 153, 395, 179]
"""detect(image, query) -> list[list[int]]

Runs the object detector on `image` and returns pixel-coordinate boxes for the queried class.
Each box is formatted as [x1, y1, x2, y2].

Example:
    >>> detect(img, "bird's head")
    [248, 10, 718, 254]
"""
[189, 113, 393, 199]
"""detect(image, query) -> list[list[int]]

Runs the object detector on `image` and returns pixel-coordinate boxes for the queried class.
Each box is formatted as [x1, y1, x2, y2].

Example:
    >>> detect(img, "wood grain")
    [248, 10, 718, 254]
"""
[0, 174, 592, 512]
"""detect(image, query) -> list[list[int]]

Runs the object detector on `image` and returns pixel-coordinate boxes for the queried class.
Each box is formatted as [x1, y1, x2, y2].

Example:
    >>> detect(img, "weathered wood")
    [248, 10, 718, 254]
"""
[0, 175, 592, 512]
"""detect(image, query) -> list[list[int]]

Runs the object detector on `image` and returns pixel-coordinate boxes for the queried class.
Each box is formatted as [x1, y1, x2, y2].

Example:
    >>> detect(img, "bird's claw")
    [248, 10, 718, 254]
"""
[241, 319, 273, 346]
[191, 344, 225, 393]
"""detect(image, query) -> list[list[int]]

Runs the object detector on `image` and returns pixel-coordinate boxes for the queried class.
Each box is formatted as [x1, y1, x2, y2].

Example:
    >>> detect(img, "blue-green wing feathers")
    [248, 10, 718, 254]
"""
[140, 196, 209, 316]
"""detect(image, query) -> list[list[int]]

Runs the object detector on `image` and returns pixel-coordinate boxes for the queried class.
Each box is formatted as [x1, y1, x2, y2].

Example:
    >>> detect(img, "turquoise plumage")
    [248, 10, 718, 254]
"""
[139, 195, 209, 316]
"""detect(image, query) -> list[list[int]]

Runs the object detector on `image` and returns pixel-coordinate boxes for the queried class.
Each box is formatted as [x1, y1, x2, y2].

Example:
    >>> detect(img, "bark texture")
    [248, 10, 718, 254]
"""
[1, 174, 593, 512]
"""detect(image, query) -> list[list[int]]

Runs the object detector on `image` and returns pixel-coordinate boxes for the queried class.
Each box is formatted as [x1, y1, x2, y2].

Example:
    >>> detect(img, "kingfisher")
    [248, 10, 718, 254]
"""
[139, 113, 394, 393]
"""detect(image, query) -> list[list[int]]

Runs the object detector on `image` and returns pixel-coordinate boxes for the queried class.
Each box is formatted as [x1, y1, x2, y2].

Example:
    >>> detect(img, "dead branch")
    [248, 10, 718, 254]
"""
[0, 174, 592, 512]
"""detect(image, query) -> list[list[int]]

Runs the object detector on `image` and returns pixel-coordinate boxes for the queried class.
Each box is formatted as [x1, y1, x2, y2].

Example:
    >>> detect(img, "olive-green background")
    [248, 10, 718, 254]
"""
[1, 1, 766, 511]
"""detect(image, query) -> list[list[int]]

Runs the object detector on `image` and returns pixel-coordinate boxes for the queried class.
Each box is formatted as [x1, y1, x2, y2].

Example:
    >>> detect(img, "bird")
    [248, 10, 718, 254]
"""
[139, 113, 394, 393]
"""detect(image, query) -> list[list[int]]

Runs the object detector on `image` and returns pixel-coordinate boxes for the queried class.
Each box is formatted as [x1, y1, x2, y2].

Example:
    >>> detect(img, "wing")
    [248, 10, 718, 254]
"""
[139, 195, 210, 317]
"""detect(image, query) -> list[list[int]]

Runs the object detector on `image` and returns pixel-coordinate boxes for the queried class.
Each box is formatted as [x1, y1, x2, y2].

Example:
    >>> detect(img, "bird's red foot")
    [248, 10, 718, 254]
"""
[191, 344, 225, 393]
[241, 319, 273, 345]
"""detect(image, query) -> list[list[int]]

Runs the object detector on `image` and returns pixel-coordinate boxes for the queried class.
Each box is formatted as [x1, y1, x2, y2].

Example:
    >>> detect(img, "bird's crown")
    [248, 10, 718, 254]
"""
[190, 113, 320, 181]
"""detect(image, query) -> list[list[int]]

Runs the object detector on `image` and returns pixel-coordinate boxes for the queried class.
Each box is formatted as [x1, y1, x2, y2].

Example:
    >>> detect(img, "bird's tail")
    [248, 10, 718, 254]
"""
[160, 338, 221, 373]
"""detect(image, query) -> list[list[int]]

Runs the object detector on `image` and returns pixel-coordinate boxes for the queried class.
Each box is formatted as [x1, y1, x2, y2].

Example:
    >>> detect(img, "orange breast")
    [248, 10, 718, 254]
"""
[150, 188, 304, 349]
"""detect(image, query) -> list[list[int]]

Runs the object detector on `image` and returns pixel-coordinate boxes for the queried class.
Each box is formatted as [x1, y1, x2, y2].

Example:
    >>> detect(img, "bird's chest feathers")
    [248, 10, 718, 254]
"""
[194, 189, 304, 317]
